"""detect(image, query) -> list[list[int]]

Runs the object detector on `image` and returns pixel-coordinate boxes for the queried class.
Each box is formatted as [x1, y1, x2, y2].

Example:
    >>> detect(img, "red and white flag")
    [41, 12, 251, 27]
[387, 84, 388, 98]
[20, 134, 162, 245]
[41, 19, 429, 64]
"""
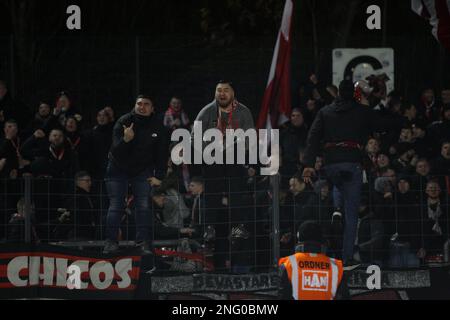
[412, 0, 450, 51]
[257, 0, 294, 130]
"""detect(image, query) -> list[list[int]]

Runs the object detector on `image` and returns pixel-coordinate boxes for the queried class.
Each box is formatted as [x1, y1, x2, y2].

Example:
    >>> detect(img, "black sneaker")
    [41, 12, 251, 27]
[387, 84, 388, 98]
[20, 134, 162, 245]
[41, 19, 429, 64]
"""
[103, 240, 120, 255]
[135, 241, 153, 255]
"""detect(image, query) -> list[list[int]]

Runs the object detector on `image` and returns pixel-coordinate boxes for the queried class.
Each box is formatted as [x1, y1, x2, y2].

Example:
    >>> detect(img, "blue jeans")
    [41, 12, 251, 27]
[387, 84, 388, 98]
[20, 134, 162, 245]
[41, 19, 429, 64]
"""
[105, 161, 152, 242]
[389, 242, 420, 268]
[324, 162, 363, 262]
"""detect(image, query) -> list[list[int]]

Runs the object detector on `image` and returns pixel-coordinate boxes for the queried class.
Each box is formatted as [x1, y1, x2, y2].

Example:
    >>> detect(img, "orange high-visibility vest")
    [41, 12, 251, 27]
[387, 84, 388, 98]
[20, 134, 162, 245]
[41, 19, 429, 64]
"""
[279, 252, 343, 300]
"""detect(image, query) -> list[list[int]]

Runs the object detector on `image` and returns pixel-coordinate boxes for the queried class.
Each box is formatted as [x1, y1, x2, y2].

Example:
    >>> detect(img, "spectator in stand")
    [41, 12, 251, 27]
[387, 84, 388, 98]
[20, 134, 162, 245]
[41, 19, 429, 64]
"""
[375, 153, 391, 176]
[428, 104, 450, 155]
[151, 185, 190, 231]
[23, 102, 53, 139]
[431, 141, 450, 192]
[302, 99, 319, 129]
[280, 173, 312, 257]
[103, 106, 115, 123]
[411, 122, 432, 158]
[52, 91, 82, 128]
[63, 116, 90, 172]
[417, 88, 440, 126]
[303, 180, 333, 225]
[376, 92, 404, 149]
[20, 128, 79, 179]
[103, 94, 169, 255]
[417, 181, 449, 261]
[401, 103, 420, 129]
[151, 188, 195, 240]
[391, 142, 417, 176]
[410, 159, 433, 195]
[53, 172, 99, 241]
[163, 96, 190, 132]
[6, 198, 38, 243]
[0, 120, 23, 179]
[354, 196, 385, 265]
[386, 176, 422, 268]
[20, 128, 80, 241]
[85, 108, 114, 179]
[280, 109, 309, 182]
[363, 138, 380, 178]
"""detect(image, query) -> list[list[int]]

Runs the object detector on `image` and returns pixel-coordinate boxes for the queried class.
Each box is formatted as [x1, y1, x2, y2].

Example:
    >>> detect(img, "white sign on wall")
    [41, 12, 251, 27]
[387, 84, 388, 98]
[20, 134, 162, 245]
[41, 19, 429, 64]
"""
[333, 48, 395, 93]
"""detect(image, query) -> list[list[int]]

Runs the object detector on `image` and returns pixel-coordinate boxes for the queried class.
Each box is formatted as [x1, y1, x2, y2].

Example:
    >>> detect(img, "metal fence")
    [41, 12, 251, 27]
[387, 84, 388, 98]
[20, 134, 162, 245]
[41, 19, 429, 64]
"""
[1, 172, 450, 274]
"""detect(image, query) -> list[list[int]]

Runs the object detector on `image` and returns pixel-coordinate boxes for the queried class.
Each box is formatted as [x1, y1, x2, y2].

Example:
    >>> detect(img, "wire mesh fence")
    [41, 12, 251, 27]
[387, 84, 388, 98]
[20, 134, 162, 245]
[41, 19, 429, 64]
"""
[0, 172, 449, 274]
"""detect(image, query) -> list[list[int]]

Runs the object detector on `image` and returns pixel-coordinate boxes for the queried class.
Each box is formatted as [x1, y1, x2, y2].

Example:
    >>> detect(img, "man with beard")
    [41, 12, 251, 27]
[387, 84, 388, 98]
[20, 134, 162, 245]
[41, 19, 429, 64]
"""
[192, 80, 255, 271]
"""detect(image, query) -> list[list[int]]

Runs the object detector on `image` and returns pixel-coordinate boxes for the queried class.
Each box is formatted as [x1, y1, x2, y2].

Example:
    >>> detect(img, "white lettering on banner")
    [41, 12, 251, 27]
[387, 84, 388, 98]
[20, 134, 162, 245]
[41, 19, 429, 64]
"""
[90, 261, 114, 290]
[115, 259, 133, 289]
[302, 270, 329, 292]
[7, 256, 28, 287]
[6, 256, 134, 290]
[56, 258, 68, 286]
[29, 257, 54, 286]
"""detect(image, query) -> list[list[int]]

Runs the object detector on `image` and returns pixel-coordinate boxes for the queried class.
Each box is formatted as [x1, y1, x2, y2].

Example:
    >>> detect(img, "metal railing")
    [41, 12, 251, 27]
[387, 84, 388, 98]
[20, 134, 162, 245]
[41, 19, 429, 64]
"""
[1, 173, 450, 273]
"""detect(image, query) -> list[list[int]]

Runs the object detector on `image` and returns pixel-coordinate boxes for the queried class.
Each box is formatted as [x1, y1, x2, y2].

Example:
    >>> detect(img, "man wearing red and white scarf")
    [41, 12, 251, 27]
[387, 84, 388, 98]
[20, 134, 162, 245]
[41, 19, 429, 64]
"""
[192, 80, 255, 272]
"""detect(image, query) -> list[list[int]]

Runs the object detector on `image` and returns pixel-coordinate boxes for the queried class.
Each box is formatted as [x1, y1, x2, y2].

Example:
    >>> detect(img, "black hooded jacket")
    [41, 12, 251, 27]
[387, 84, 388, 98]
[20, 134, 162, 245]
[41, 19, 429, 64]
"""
[109, 111, 169, 179]
[303, 98, 404, 167]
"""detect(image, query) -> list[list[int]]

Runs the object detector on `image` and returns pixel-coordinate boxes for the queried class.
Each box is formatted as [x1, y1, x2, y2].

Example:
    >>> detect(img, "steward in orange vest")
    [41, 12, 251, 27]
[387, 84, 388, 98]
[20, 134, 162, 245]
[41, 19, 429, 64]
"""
[278, 221, 349, 300]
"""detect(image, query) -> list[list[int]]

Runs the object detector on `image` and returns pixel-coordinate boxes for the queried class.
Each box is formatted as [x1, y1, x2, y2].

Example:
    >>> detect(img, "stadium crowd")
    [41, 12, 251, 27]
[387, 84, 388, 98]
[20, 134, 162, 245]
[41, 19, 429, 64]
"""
[0, 76, 450, 271]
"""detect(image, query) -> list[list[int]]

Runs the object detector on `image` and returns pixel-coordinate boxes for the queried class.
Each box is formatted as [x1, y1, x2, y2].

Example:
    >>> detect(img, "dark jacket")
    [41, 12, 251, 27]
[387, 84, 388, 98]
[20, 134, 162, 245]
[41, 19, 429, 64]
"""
[431, 156, 450, 192]
[428, 120, 450, 155]
[20, 136, 79, 179]
[23, 113, 54, 139]
[280, 122, 308, 162]
[0, 137, 20, 178]
[303, 98, 404, 167]
[395, 191, 422, 251]
[55, 187, 99, 240]
[419, 200, 449, 255]
[85, 123, 113, 178]
[65, 131, 91, 172]
[357, 209, 385, 263]
[109, 111, 169, 179]
[281, 191, 312, 235]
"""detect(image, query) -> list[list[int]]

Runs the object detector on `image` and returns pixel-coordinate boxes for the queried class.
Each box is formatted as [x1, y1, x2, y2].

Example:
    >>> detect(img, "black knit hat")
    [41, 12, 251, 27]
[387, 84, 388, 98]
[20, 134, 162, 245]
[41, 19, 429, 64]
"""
[297, 221, 324, 244]
[339, 79, 355, 101]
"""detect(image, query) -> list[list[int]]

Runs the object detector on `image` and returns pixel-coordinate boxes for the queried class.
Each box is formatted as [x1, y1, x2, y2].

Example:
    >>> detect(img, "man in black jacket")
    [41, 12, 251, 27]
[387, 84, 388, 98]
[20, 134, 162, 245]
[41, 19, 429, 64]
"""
[54, 171, 99, 241]
[302, 80, 403, 265]
[103, 95, 169, 254]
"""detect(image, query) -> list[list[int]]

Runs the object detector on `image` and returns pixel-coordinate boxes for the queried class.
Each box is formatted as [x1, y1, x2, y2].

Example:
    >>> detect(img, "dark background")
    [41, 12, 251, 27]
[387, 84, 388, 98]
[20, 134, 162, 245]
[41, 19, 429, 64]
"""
[0, 0, 449, 125]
